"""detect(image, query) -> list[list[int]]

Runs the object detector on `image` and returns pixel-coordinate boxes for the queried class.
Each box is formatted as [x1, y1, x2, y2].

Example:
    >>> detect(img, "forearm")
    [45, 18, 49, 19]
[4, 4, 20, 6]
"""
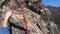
[0, 10, 13, 34]
[1, 17, 10, 34]
[2, 17, 9, 27]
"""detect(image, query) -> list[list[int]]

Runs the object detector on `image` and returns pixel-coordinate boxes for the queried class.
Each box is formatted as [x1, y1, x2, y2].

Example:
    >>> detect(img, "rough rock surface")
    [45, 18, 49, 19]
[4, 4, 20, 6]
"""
[0, 0, 59, 34]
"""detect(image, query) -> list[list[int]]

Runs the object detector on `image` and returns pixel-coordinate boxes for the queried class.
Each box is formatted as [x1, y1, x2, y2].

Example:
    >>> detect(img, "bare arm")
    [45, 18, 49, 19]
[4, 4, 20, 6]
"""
[2, 10, 13, 27]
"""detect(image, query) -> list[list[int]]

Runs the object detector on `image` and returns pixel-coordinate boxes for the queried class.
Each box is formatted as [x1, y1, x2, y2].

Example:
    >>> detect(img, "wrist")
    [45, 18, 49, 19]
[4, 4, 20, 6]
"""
[5, 16, 10, 19]
[4, 17, 9, 21]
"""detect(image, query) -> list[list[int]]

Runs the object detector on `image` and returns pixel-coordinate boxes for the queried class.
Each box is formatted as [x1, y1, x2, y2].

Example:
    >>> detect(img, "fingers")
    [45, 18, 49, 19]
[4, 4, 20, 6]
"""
[5, 9, 13, 19]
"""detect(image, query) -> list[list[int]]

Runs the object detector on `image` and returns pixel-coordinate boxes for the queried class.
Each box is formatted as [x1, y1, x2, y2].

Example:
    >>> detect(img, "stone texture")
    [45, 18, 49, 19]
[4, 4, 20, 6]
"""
[0, 0, 59, 34]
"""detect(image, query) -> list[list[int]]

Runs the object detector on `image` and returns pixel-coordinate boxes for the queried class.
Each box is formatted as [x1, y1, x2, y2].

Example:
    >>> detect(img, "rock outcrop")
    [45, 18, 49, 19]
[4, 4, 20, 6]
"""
[0, 0, 59, 34]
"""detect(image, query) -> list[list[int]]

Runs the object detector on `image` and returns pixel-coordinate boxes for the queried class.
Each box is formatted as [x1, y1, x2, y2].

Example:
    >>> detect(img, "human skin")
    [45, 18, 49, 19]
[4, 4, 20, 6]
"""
[2, 10, 13, 27]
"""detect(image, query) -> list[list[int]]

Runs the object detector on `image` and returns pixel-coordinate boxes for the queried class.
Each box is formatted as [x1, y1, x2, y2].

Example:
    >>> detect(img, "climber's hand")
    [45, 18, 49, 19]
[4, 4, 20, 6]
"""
[5, 10, 13, 19]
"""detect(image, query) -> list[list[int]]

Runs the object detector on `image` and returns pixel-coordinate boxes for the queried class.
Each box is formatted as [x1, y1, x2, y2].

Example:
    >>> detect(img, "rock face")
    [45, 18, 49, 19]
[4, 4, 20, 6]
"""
[47, 6, 60, 34]
[0, 0, 5, 6]
[0, 0, 59, 34]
